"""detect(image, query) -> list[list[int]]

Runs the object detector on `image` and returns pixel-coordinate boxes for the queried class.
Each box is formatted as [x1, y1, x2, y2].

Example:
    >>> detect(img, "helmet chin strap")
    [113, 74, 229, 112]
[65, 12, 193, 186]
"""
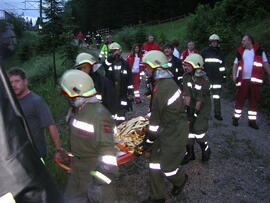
[70, 96, 100, 107]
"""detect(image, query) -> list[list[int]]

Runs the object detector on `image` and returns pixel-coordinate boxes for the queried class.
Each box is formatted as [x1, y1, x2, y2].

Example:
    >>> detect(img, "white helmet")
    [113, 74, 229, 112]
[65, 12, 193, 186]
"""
[184, 53, 204, 69]
[209, 34, 220, 41]
[60, 69, 96, 98]
[75, 53, 97, 67]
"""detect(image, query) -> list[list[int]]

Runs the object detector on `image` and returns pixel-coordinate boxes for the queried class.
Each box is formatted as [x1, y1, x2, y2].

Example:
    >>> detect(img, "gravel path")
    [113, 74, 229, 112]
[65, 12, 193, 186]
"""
[117, 80, 270, 203]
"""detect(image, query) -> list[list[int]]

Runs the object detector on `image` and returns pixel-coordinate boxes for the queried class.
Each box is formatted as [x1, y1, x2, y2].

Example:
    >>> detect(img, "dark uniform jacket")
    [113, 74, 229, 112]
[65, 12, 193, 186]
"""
[182, 70, 211, 134]
[91, 71, 117, 115]
[201, 46, 226, 83]
[103, 56, 134, 112]
[168, 55, 185, 88]
[149, 78, 188, 167]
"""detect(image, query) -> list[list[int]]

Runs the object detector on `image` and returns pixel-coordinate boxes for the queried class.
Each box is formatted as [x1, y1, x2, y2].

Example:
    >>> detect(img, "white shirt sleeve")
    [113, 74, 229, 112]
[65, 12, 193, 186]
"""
[262, 51, 268, 62]
[234, 57, 238, 64]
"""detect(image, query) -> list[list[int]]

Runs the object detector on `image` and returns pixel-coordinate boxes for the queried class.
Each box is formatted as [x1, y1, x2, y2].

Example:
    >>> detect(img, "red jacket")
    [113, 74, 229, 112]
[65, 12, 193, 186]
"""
[180, 49, 200, 61]
[141, 42, 161, 52]
[126, 53, 144, 73]
[236, 43, 264, 86]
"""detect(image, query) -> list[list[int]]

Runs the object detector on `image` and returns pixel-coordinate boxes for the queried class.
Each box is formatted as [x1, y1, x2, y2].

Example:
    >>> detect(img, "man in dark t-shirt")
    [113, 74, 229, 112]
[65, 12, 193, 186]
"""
[8, 67, 63, 159]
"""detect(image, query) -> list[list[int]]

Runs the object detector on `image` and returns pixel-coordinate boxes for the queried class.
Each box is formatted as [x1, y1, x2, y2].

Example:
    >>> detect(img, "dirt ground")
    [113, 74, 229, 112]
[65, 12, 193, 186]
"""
[116, 81, 270, 203]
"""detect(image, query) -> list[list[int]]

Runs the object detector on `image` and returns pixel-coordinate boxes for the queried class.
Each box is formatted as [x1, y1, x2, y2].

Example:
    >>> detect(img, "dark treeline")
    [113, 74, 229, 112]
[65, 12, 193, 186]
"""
[65, 0, 221, 31]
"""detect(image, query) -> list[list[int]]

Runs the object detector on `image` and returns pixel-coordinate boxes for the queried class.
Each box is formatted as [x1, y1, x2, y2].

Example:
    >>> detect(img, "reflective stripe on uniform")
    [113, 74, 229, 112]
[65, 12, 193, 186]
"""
[219, 67, 226, 71]
[149, 125, 159, 132]
[114, 114, 125, 121]
[101, 155, 118, 166]
[127, 85, 134, 89]
[213, 95, 220, 99]
[114, 65, 121, 70]
[146, 139, 154, 144]
[178, 76, 183, 80]
[108, 67, 113, 71]
[175, 68, 178, 73]
[105, 60, 112, 66]
[254, 62, 263, 67]
[236, 82, 241, 87]
[248, 111, 257, 120]
[195, 84, 202, 90]
[188, 133, 195, 138]
[123, 70, 127, 74]
[72, 119, 94, 133]
[96, 94, 102, 100]
[187, 82, 192, 87]
[134, 90, 140, 97]
[167, 89, 181, 106]
[90, 171, 111, 184]
[248, 111, 257, 115]
[248, 115, 257, 120]
[212, 84, 222, 89]
[205, 58, 222, 63]
[121, 101, 128, 106]
[250, 77, 263, 83]
[0, 193, 16, 203]
[194, 133, 206, 139]
[234, 109, 242, 118]
[164, 168, 179, 177]
[149, 163, 161, 170]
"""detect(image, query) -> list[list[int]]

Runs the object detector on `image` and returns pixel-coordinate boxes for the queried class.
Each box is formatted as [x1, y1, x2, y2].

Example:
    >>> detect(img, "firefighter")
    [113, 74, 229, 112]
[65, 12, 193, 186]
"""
[103, 42, 134, 123]
[181, 53, 211, 165]
[75, 52, 117, 115]
[99, 35, 113, 62]
[140, 50, 188, 202]
[60, 70, 119, 203]
[201, 34, 226, 120]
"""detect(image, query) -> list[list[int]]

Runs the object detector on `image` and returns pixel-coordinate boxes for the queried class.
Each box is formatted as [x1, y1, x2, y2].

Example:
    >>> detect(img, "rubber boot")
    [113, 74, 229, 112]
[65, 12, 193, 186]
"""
[181, 145, 195, 165]
[199, 142, 211, 162]
[171, 174, 188, 196]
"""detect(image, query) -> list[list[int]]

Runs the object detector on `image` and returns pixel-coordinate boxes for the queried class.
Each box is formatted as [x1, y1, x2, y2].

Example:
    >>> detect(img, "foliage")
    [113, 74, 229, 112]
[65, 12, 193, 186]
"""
[6, 14, 26, 37]
[114, 26, 147, 50]
[66, 0, 218, 31]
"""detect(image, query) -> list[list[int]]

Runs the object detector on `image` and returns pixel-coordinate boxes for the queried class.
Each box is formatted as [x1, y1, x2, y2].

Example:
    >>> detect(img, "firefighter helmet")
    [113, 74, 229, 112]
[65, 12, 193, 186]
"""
[75, 53, 97, 66]
[209, 34, 220, 41]
[184, 53, 204, 69]
[109, 42, 122, 51]
[141, 50, 169, 69]
[60, 69, 96, 98]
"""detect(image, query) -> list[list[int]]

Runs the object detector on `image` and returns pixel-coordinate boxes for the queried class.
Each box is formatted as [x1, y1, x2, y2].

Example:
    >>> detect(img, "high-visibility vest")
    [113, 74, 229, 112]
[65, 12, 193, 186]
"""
[236, 43, 264, 86]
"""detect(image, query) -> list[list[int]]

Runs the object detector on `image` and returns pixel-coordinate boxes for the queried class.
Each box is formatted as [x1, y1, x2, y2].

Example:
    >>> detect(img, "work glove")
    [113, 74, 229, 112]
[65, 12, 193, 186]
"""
[140, 130, 157, 152]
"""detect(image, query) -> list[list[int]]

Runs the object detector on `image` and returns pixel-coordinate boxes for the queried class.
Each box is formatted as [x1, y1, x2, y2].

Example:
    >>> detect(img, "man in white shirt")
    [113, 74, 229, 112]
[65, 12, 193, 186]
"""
[232, 35, 270, 129]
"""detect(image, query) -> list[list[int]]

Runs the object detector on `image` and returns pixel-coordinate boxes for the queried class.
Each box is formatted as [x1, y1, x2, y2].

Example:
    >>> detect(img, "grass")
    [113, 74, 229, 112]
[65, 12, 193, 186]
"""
[144, 16, 194, 48]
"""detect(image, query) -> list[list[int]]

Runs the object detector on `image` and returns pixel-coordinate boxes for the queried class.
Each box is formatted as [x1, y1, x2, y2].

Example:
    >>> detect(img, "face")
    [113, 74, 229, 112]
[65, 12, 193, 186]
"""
[163, 47, 173, 57]
[110, 49, 121, 57]
[144, 64, 153, 77]
[183, 63, 193, 73]
[148, 36, 154, 43]
[107, 36, 112, 43]
[9, 75, 28, 97]
[242, 35, 251, 48]
[78, 63, 92, 74]
[187, 42, 195, 50]
[210, 40, 218, 47]
[134, 46, 139, 53]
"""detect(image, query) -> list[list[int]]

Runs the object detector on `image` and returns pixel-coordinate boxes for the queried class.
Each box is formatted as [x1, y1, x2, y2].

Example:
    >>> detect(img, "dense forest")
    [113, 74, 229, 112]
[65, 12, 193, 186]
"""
[65, 0, 221, 31]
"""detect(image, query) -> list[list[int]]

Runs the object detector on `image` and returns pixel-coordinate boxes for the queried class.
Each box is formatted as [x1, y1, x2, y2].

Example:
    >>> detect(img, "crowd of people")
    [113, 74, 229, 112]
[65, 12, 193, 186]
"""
[6, 33, 270, 202]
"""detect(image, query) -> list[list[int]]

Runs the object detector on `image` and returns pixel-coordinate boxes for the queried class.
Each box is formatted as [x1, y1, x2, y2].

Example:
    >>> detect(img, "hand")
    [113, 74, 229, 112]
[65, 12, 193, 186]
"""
[233, 75, 237, 83]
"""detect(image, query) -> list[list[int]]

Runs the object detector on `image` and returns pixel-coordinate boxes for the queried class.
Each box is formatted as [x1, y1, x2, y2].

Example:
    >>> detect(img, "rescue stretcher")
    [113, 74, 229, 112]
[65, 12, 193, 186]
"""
[56, 116, 148, 170]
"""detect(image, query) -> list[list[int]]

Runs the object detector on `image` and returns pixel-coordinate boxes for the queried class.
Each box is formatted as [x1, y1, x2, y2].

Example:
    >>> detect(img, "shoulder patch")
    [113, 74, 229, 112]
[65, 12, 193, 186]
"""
[153, 88, 158, 93]
[103, 125, 114, 133]
[203, 76, 209, 81]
